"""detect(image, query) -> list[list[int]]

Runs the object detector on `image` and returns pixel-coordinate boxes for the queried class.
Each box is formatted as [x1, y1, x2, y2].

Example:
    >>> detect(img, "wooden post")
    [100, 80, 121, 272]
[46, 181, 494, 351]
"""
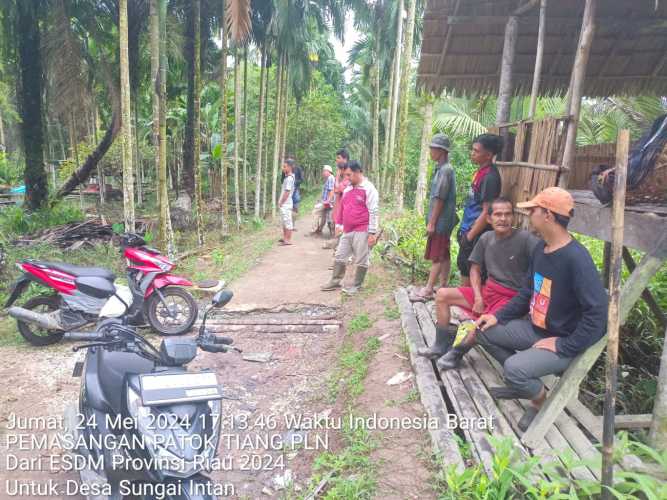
[528, 0, 547, 118]
[649, 325, 667, 451]
[601, 129, 629, 498]
[496, 15, 518, 122]
[558, 0, 597, 188]
[496, 15, 518, 159]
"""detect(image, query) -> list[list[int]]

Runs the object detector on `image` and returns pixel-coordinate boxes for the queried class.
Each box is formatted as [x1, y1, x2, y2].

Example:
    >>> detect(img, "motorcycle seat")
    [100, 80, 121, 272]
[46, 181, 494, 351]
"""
[34, 261, 116, 281]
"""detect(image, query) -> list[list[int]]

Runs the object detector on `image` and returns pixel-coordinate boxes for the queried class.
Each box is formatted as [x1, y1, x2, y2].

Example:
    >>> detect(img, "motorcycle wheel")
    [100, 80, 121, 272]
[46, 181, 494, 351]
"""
[17, 295, 64, 346]
[146, 287, 198, 336]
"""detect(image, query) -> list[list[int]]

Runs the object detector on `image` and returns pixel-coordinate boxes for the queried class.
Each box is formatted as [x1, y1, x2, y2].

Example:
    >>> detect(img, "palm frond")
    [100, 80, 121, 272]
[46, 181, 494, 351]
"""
[226, 0, 252, 44]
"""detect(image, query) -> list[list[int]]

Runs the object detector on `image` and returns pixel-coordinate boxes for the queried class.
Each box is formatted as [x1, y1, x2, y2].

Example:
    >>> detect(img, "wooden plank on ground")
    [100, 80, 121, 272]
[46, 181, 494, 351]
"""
[414, 302, 515, 477]
[543, 374, 603, 442]
[412, 302, 482, 466]
[395, 289, 465, 472]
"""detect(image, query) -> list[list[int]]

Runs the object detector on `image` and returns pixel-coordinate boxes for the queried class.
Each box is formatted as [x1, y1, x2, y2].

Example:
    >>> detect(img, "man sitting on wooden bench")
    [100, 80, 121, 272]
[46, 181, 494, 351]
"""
[418, 197, 539, 362]
[444, 187, 608, 431]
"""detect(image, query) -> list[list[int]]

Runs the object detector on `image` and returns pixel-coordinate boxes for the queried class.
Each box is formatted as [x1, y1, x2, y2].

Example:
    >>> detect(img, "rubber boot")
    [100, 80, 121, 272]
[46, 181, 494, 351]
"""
[436, 331, 475, 371]
[321, 261, 346, 291]
[342, 266, 367, 295]
[417, 325, 456, 360]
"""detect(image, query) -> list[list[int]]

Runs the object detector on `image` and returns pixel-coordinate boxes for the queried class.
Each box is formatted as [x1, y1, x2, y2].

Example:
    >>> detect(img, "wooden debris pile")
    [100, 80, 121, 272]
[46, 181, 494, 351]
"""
[12, 217, 151, 250]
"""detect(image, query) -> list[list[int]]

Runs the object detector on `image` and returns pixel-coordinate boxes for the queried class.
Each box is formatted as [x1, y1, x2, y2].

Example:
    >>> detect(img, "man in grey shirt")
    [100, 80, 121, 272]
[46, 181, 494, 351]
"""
[418, 198, 539, 363]
[410, 134, 458, 302]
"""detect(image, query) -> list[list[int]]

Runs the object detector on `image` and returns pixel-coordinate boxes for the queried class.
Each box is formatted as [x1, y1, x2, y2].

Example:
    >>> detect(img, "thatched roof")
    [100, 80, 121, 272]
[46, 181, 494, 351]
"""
[418, 0, 667, 97]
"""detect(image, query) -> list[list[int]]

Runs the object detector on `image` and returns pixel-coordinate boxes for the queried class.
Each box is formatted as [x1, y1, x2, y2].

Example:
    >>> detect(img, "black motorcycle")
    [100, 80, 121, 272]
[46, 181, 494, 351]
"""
[64, 276, 240, 500]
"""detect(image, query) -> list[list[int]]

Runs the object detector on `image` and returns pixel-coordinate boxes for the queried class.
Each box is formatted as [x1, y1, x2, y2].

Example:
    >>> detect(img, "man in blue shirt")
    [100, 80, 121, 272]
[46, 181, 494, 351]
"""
[457, 134, 503, 286]
[313, 165, 335, 234]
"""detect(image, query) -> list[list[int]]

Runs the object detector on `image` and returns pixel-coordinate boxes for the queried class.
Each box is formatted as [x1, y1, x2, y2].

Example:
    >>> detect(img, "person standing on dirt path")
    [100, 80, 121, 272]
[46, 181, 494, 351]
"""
[313, 165, 335, 235]
[324, 149, 351, 251]
[457, 134, 503, 286]
[321, 160, 379, 295]
[278, 159, 296, 246]
[410, 134, 458, 303]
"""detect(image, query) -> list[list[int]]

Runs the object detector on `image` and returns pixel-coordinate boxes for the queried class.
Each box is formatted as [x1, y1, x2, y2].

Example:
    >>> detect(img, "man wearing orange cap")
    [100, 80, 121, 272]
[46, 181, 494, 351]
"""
[440, 187, 608, 432]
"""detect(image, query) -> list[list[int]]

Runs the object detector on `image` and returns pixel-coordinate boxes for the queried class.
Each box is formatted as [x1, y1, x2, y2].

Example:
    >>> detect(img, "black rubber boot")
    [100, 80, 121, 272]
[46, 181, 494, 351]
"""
[417, 325, 456, 360]
[436, 331, 475, 371]
[518, 406, 539, 432]
[342, 266, 368, 295]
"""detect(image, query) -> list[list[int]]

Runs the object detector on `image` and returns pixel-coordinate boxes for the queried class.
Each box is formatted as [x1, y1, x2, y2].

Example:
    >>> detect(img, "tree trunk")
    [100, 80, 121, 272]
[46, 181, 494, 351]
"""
[371, 26, 381, 182]
[415, 96, 434, 215]
[153, 0, 174, 256]
[381, 51, 395, 195]
[69, 112, 83, 210]
[93, 107, 104, 205]
[254, 47, 266, 218]
[133, 98, 142, 206]
[262, 65, 270, 216]
[387, 0, 404, 167]
[219, 5, 229, 233]
[182, 0, 197, 200]
[192, 0, 204, 245]
[233, 47, 242, 228]
[279, 61, 289, 172]
[649, 326, 667, 451]
[17, 0, 48, 210]
[119, 0, 135, 231]
[0, 111, 5, 148]
[395, 0, 416, 210]
[271, 54, 284, 217]
[242, 47, 248, 213]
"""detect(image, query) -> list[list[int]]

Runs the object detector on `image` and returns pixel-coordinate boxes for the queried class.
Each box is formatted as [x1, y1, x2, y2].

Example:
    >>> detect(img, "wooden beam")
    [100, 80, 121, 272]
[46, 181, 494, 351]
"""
[594, 414, 653, 430]
[559, 0, 598, 188]
[529, 0, 547, 117]
[601, 129, 630, 497]
[496, 160, 567, 172]
[649, 325, 667, 451]
[435, 0, 461, 78]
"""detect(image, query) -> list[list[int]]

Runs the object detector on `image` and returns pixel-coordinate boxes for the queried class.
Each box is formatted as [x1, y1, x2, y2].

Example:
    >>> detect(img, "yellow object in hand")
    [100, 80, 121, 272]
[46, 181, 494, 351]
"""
[453, 321, 476, 347]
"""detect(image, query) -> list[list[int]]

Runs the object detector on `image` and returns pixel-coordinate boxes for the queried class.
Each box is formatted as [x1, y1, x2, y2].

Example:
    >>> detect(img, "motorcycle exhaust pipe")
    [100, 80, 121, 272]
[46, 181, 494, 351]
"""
[7, 306, 63, 331]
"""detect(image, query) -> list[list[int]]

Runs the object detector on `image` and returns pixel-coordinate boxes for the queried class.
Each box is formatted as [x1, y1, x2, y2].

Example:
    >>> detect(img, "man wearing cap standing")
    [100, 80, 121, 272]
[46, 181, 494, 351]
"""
[455, 187, 607, 431]
[410, 134, 458, 302]
[312, 165, 335, 235]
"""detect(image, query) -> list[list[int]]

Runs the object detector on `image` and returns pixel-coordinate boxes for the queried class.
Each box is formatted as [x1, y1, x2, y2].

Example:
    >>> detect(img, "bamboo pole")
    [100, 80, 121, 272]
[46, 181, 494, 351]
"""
[559, 0, 597, 188]
[528, 0, 547, 118]
[601, 129, 629, 498]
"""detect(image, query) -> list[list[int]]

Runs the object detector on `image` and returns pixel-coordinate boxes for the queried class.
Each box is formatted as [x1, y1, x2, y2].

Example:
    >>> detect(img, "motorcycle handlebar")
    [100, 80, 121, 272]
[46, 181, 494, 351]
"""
[212, 335, 234, 345]
[64, 332, 106, 341]
[200, 343, 228, 353]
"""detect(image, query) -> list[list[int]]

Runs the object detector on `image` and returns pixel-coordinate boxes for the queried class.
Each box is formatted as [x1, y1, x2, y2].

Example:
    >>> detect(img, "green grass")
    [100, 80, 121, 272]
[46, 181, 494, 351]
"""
[328, 336, 381, 401]
[385, 388, 420, 407]
[301, 419, 377, 500]
[347, 313, 373, 335]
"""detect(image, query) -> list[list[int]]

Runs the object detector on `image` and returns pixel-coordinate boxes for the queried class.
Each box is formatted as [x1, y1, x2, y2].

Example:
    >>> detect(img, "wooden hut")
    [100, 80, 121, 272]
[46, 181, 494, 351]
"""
[402, 0, 667, 488]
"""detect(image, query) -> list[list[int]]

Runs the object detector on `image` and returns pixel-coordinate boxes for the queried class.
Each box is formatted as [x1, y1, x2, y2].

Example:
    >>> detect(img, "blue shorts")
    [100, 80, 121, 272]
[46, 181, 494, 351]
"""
[292, 187, 301, 209]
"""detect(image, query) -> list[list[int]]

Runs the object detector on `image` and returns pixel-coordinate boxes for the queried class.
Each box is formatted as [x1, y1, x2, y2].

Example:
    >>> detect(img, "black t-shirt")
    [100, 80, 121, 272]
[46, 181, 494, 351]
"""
[460, 165, 502, 233]
[495, 239, 608, 358]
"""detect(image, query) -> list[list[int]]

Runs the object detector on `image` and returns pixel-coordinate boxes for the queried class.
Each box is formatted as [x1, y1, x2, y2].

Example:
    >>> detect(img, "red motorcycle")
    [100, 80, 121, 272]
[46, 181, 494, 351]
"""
[5, 233, 219, 346]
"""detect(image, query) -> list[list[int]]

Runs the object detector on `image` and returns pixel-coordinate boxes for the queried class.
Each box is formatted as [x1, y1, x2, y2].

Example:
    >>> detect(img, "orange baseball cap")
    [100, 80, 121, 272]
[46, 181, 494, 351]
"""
[517, 187, 574, 217]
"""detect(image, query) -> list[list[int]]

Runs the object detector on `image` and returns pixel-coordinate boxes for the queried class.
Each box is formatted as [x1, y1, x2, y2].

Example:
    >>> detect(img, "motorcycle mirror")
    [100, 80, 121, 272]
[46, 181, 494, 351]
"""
[212, 290, 233, 308]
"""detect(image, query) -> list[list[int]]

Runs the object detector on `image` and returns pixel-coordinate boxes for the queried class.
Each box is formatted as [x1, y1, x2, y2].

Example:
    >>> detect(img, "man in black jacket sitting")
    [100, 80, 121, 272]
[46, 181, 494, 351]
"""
[459, 187, 608, 432]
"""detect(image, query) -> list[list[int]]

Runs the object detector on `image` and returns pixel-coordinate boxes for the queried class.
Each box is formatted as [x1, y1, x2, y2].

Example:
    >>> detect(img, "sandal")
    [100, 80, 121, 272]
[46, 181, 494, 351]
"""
[279, 241, 293, 246]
